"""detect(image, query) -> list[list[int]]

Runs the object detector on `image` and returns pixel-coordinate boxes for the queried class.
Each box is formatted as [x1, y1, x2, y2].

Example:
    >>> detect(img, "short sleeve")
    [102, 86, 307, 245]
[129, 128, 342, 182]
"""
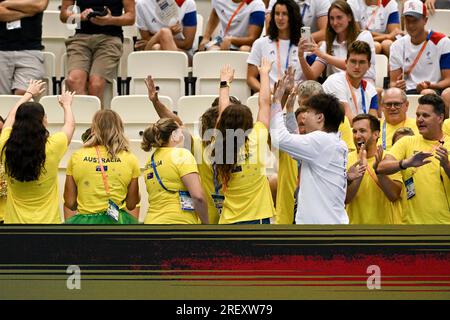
[175, 149, 199, 178]
[248, 121, 270, 166]
[387, 135, 409, 161]
[247, 38, 263, 66]
[128, 153, 141, 178]
[439, 38, 450, 70]
[0, 127, 12, 158]
[48, 132, 68, 162]
[389, 39, 403, 71]
[66, 153, 75, 176]
[316, 0, 331, 17]
[135, 0, 147, 30]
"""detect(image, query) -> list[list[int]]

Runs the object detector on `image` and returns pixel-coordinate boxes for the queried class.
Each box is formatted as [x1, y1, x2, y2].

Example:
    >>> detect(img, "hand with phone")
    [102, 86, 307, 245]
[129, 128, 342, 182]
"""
[89, 7, 112, 26]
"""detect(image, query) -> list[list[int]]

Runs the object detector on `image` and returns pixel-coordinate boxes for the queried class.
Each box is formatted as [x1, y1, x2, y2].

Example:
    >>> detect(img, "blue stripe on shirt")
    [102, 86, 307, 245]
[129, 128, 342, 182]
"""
[182, 11, 197, 27]
[370, 94, 378, 110]
[387, 12, 400, 25]
[440, 52, 450, 70]
[249, 11, 265, 27]
[306, 54, 316, 66]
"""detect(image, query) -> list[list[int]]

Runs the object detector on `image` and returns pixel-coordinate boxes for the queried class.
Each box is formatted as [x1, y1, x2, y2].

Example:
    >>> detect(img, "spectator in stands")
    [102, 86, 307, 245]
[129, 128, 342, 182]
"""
[271, 75, 349, 224]
[0, 0, 48, 95]
[346, 114, 403, 224]
[247, 0, 304, 92]
[323, 40, 378, 122]
[425, 0, 450, 15]
[389, 0, 450, 118]
[0, 80, 75, 224]
[378, 94, 450, 224]
[199, 0, 265, 52]
[64, 110, 140, 224]
[214, 59, 275, 224]
[348, 0, 402, 56]
[134, 0, 197, 54]
[141, 117, 208, 224]
[265, 0, 330, 43]
[379, 87, 418, 151]
[392, 126, 415, 145]
[60, 0, 135, 106]
[298, 0, 377, 84]
[144, 76, 241, 224]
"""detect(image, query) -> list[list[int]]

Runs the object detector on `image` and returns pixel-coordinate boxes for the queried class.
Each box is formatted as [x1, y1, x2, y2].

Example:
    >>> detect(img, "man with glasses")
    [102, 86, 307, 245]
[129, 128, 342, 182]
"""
[379, 87, 418, 151]
[378, 94, 450, 224]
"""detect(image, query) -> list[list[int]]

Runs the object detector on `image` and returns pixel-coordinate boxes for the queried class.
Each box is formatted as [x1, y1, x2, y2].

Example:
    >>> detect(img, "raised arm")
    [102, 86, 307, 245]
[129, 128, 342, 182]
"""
[257, 57, 273, 128]
[377, 152, 433, 175]
[298, 38, 326, 80]
[3, 80, 46, 129]
[372, 146, 402, 201]
[58, 90, 76, 145]
[217, 64, 235, 124]
[145, 76, 183, 125]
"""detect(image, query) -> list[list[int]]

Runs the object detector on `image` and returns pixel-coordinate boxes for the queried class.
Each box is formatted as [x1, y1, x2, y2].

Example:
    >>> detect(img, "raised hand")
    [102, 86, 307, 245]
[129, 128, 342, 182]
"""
[373, 145, 384, 174]
[220, 64, 234, 83]
[272, 73, 289, 105]
[347, 160, 367, 182]
[58, 90, 76, 108]
[404, 151, 433, 168]
[144, 75, 159, 103]
[25, 79, 46, 98]
[359, 143, 368, 168]
[284, 82, 301, 112]
[285, 66, 296, 93]
[258, 57, 273, 75]
[436, 145, 450, 170]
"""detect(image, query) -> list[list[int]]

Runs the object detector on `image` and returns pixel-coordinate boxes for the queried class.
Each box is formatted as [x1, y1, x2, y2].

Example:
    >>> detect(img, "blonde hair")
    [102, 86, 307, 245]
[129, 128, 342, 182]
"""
[84, 110, 129, 159]
[141, 118, 179, 152]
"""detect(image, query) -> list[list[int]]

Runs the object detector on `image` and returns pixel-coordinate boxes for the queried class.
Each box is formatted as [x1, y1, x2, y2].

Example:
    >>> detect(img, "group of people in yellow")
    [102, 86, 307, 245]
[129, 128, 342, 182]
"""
[1, 58, 450, 224]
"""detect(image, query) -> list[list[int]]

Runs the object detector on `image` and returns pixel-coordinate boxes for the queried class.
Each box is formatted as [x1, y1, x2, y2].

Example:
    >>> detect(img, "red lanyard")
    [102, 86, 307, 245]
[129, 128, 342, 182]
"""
[276, 40, 292, 80]
[95, 146, 110, 196]
[365, 0, 381, 30]
[405, 31, 432, 78]
[224, 1, 246, 36]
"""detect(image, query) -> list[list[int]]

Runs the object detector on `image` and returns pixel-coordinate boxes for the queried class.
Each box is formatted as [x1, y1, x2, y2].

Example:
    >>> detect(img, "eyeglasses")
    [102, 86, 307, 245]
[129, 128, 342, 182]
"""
[383, 101, 405, 109]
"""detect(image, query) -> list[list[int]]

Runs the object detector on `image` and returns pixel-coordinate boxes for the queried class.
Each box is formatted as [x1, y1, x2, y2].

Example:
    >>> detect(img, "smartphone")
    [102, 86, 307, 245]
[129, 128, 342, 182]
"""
[87, 7, 108, 19]
[301, 26, 311, 42]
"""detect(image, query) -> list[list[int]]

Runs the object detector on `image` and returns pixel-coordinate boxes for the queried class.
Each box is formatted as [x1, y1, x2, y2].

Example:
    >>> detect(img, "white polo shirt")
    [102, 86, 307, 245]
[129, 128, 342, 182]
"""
[212, 0, 265, 49]
[390, 30, 450, 91]
[247, 36, 305, 87]
[136, 0, 197, 40]
[270, 105, 349, 225]
[267, 0, 330, 33]
[323, 72, 379, 115]
[348, 0, 400, 34]
[316, 30, 376, 82]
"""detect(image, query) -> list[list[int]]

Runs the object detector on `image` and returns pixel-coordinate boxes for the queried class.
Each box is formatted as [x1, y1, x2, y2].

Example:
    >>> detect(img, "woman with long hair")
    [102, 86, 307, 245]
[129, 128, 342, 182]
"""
[141, 117, 208, 224]
[247, 0, 303, 92]
[0, 80, 75, 224]
[215, 58, 275, 224]
[64, 110, 140, 224]
[299, 0, 376, 83]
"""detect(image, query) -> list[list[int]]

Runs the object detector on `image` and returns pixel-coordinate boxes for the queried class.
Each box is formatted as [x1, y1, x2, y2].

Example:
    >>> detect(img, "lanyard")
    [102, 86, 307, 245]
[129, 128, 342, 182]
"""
[212, 162, 222, 195]
[365, 0, 381, 30]
[405, 31, 432, 78]
[381, 119, 406, 150]
[276, 41, 292, 80]
[346, 74, 366, 116]
[95, 146, 110, 196]
[151, 151, 176, 193]
[301, 3, 307, 19]
[224, 1, 246, 36]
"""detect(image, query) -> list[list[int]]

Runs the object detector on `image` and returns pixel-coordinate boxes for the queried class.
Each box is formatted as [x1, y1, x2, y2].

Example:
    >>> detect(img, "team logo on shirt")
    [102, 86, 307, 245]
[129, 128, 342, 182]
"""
[96, 165, 108, 172]
[147, 172, 154, 180]
[270, 50, 275, 55]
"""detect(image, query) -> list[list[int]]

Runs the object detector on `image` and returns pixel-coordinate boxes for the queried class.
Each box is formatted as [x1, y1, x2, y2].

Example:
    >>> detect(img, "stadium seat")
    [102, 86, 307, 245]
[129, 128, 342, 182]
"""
[42, 37, 67, 79]
[43, 51, 56, 95]
[0, 95, 22, 118]
[43, 10, 75, 38]
[192, 51, 251, 102]
[177, 94, 217, 124]
[406, 94, 420, 119]
[426, 9, 450, 36]
[129, 139, 150, 169]
[245, 95, 265, 121]
[39, 95, 101, 138]
[375, 54, 388, 89]
[59, 139, 84, 169]
[127, 51, 189, 104]
[123, 25, 139, 39]
[110, 95, 173, 139]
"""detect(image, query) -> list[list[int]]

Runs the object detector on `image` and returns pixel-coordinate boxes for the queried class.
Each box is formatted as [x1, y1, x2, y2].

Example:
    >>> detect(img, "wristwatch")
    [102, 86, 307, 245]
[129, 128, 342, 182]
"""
[220, 80, 230, 88]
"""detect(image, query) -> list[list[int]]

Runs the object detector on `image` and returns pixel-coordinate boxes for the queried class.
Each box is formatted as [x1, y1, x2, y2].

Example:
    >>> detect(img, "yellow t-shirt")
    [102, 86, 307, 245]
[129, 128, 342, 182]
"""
[275, 150, 297, 224]
[346, 151, 403, 224]
[192, 136, 221, 224]
[66, 146, 141, 214]
[219, 122, 275, 224]
[388, 135, 450, 224]
[378, 118, 418, 151]
[0, 127, 67, 224]
[443, 119, 450, 137]
[143, 147, 200, 224]
[339, 117, 356, 152]
[0, 163, 6, 222]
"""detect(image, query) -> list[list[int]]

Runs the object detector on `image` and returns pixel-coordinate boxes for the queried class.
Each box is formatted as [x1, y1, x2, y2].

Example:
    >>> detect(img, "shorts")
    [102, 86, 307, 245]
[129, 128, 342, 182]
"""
[0, 50, 45, 94]
[65, 33, 122, 83]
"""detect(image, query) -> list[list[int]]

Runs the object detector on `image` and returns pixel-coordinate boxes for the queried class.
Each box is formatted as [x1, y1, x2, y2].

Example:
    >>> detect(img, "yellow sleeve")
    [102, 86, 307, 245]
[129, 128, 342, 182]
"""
[49, 132, 68, 161]
[66, 153, 75, 176]
[0, 127, 12, 156]
[388, 135, 408, 161]
[176, 149, 199, 178]
[129, 153, 141, 179]
[248, 121, 269, 166]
